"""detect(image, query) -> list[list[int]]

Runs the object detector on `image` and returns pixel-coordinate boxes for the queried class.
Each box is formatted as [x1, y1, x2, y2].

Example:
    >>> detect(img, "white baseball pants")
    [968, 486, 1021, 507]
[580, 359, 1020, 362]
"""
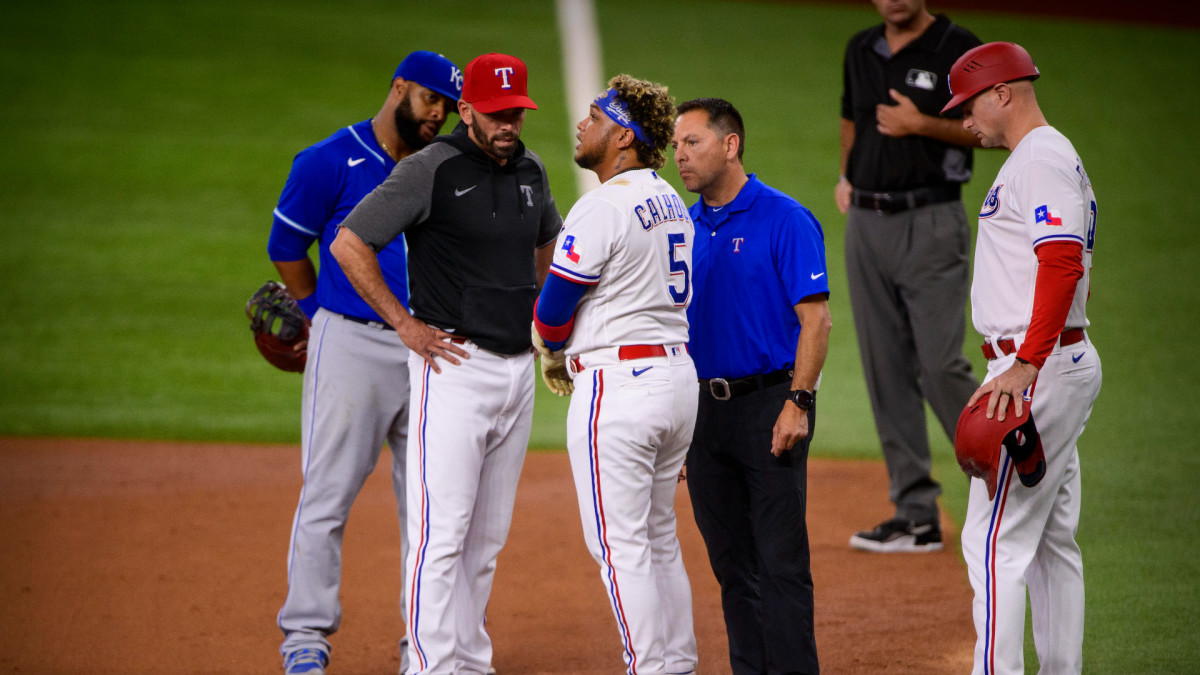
[404, 342, 534, 675]
[962, 336, 1101, 675]
[566, 348, 699, 675]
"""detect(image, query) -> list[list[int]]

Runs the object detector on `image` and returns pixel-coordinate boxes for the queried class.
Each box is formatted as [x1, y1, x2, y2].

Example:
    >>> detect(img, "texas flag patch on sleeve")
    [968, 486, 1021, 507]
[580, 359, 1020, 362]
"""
[561, 234, 582, 262]
[1034, 205, 1063, 226]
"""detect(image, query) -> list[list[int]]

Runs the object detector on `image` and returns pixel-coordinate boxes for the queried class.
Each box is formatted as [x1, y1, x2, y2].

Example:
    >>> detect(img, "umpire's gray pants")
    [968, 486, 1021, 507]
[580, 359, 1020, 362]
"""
[845, 201, 978, 524]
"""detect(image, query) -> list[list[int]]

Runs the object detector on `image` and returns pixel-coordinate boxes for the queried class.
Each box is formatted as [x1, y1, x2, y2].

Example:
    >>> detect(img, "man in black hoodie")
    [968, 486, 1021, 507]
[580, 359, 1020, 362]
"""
[332, 52, 561, 675]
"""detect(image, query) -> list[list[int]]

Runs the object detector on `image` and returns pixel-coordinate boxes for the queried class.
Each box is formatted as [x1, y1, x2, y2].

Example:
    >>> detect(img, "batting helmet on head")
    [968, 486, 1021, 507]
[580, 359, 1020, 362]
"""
[941, 42, 1040, 114]
[954, 392, 1047, 500]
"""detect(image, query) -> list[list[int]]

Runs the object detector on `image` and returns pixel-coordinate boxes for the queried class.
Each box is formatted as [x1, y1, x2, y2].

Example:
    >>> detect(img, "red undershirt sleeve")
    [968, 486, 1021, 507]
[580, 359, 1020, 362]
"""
[1016, 241, 1084, 369]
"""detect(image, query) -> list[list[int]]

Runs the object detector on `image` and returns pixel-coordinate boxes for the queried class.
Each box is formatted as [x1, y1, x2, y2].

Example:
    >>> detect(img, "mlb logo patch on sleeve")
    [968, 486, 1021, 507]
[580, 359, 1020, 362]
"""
[1034, 205, 1063, 226]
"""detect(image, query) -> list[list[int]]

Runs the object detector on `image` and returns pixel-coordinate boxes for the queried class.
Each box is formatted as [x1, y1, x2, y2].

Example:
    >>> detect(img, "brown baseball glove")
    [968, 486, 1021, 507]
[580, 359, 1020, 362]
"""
[246, 281, 309, 373]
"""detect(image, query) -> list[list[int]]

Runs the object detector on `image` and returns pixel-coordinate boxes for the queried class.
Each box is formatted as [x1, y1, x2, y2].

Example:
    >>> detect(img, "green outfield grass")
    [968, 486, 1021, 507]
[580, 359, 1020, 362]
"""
[3, 0, 1198, 671]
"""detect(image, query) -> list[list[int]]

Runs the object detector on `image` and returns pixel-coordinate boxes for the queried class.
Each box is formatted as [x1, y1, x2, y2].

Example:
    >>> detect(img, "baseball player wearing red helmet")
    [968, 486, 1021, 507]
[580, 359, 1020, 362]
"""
[944, 42, 1102, 675]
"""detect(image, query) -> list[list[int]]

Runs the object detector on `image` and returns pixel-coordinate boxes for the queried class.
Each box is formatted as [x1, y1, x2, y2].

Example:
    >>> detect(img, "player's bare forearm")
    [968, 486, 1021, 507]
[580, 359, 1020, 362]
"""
[330, 227, 468, 372]
[770, 295, 831, 456]
[791, 296, 832, 393]
[272, 258, 317, 299]
[330, 227, 408, 326]
[535, 241, 554, 287]
[876, 89, 981, 147]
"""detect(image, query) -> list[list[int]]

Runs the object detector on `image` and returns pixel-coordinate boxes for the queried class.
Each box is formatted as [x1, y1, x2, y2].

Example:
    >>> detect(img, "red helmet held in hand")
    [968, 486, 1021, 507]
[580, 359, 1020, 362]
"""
[954, 392, 1047, 500]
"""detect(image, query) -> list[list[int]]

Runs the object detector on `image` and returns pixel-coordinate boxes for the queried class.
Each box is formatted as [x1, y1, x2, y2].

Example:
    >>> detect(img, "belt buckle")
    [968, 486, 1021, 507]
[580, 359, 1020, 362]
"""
[708, 378, 731, 401]
[869, 192, 890, 213]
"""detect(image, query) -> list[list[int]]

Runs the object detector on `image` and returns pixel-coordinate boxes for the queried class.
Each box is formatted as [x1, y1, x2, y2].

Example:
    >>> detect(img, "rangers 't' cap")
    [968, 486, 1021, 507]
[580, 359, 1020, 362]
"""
[394, 50, 463, 102]
[462, 53, 538, 113]
[941, 42, 1040, 114]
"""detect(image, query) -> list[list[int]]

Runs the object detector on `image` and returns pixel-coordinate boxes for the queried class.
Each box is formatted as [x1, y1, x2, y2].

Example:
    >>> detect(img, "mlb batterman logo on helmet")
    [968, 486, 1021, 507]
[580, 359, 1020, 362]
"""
[942, 42, 1040, 113]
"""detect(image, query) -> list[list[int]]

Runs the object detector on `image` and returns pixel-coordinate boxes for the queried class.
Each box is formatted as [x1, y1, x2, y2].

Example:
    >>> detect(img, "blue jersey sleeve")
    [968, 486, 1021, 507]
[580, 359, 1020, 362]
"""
[267, 219, 317, 261]
[774, 206, 830, 305]
[272, 145, 338, 244]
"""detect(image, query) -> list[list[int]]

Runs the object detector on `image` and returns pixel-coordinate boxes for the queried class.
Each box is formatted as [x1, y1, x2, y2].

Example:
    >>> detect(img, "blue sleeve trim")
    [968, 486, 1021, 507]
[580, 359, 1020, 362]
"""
[272, 207, 320, 236]
[549, 262, 600, 284]
[1033, 233, 1085, 247]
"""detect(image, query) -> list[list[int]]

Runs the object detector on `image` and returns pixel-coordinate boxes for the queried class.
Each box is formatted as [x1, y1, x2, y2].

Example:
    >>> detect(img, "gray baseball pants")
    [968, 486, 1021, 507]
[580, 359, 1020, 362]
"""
[278, 309, 410, 660]
[844, 201, 978, 525]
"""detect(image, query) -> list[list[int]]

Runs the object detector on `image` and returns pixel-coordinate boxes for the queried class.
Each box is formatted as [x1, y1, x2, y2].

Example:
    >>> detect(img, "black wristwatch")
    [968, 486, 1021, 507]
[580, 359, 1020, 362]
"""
[788, 389, 815, 411]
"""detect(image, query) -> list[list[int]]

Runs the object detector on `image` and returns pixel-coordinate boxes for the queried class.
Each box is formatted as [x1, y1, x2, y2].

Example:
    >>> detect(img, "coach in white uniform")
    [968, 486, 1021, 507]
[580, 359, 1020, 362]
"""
[533, 75, 698, 675]
[942, 42, 1102, 675]
[332, 53, 561, 675]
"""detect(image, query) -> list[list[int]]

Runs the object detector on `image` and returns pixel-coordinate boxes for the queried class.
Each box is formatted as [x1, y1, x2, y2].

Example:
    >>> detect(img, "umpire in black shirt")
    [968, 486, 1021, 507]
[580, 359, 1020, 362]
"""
[837, 0, 982, 553]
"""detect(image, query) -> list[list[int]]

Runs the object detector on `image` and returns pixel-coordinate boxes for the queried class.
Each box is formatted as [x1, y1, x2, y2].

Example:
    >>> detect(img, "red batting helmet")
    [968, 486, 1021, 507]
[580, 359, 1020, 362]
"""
[954, 392, 1047, 500]
[941, 42, 1040, 114]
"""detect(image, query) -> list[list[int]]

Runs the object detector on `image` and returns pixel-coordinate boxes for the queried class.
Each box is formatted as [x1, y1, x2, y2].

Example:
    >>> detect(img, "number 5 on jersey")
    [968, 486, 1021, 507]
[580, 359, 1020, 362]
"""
[667, 232, 690, 306]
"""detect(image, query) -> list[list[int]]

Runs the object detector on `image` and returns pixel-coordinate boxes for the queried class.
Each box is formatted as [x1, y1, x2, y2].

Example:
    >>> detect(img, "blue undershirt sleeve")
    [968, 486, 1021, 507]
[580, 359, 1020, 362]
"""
[534, 273, 589, 351]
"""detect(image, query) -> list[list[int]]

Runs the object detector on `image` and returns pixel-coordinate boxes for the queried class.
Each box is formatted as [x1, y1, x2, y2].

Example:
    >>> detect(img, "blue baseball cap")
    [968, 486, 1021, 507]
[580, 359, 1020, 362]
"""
[394, 51, 463, 102]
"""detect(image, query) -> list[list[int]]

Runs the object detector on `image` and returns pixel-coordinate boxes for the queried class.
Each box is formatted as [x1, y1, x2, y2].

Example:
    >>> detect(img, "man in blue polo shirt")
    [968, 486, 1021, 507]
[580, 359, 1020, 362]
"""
[672, 98, 831, 674]
[267, 51, 462, 675]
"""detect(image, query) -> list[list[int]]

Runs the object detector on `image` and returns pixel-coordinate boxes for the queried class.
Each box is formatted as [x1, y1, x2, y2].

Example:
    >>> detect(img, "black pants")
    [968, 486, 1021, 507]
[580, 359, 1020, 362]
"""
[686, 382, 819, 675]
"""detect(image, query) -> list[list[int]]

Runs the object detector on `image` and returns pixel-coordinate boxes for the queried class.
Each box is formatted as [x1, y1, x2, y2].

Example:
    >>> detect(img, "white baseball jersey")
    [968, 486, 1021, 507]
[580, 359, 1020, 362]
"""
[551, 167, 700, 674]
[549, 168, 692, 356]
[961, 124, 1102, 675]
[972, 126, 1095, 338]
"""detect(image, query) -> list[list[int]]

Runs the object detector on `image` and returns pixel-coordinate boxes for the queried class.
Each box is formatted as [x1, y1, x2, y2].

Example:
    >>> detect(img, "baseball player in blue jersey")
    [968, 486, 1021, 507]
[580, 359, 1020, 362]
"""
[268, 51, 462, 675]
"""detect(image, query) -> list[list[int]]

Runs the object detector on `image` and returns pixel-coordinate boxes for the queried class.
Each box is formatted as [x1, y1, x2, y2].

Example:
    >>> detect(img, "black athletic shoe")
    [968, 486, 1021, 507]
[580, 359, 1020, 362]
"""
[849, 517, 943, 553]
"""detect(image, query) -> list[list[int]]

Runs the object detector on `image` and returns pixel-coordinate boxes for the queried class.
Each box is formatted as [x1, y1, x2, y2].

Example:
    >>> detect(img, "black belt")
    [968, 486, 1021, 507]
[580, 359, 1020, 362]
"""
[850, 184, 961, 214]
[341, 313, 393, 331]
[699, 368, 793, 401]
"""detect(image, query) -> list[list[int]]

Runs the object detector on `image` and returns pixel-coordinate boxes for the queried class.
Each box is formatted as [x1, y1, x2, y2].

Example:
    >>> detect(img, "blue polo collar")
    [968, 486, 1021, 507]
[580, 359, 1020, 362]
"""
[696, 173, 762, 228]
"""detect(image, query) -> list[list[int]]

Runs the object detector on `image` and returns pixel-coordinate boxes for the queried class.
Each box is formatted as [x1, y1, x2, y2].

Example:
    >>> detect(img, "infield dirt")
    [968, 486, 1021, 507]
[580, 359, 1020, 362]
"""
[0, 438, 973, 674]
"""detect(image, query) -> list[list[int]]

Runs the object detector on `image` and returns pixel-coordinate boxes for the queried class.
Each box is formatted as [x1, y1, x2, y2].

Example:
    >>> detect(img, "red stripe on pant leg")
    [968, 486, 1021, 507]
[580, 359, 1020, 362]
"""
[589, 371, 639, 674]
